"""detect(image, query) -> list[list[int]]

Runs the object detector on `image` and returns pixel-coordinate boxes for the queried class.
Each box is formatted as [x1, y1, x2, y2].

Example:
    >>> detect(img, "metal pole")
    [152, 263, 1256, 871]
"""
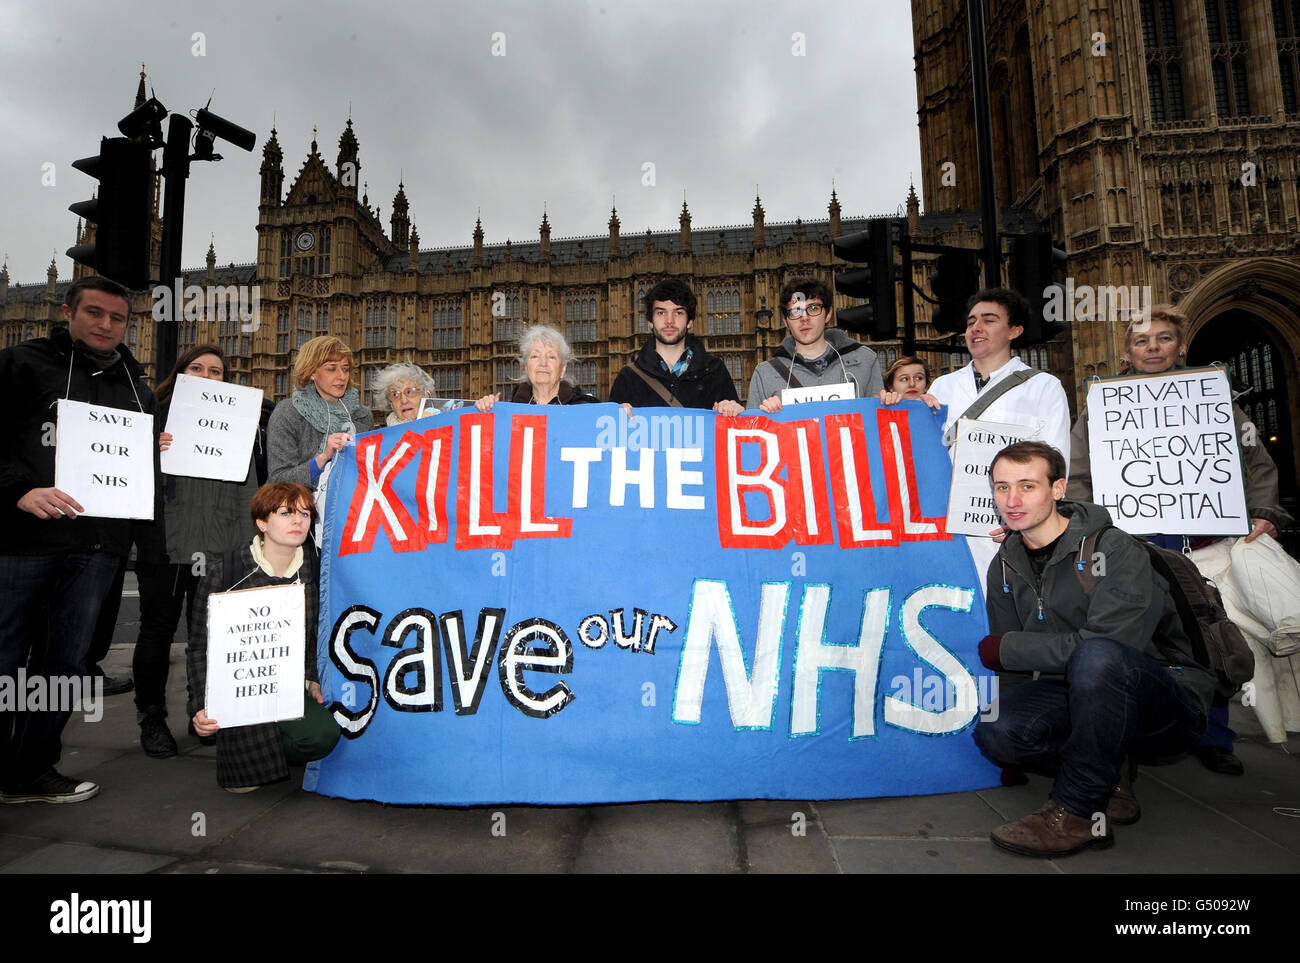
[966, 0, 1001, 287]
[155, 113, 191, 379]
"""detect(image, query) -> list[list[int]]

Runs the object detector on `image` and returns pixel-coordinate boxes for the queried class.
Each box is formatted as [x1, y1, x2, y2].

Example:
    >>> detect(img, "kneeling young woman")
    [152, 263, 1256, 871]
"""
[188, 482, 340, 791]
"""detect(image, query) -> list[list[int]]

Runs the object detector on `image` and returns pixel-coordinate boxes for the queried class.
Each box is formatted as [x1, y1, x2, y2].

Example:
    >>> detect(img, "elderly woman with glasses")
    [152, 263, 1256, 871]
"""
[375, 362, 438, 424]
[476, 324, 599, 410]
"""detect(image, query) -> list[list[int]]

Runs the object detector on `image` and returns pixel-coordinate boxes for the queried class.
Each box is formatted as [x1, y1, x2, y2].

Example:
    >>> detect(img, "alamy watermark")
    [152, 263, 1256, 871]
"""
[0, 671, 103, 722]
[151, 281, 261, 332]
[1043, 279, 1153, 326]
[594, 409, 707, 452]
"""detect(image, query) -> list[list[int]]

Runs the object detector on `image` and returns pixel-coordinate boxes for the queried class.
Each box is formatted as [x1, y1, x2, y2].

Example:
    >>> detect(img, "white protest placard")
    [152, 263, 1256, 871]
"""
[1086, 367, 1248, 536]
[415, 397, 469, 418]
[946, 418, 1039, 536]
[161, 374, 262, 481]
[205, 582, 306, 728]
[54, 399, 155, 519]
[780, 381, 855, 405]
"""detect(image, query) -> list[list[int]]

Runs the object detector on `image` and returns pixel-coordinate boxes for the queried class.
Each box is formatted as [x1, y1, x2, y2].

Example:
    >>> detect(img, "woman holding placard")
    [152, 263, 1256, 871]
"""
[188, 482, 339, 791]
[1066, 305, 1297, 773]
[267, 337, 373, 487]
[133, 345, 259, 760]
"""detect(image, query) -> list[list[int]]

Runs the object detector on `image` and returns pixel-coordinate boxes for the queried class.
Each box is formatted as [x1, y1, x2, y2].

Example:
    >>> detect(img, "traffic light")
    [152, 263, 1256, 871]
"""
[832, 218, 898, 340]
[66, 137, 154, 290]
[929, 249, 982, 334]
[1010, 231, 1065, 345]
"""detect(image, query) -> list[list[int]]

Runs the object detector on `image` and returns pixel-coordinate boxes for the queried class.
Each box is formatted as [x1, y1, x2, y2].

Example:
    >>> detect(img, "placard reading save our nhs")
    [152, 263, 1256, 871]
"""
[305, 399, 999, 804]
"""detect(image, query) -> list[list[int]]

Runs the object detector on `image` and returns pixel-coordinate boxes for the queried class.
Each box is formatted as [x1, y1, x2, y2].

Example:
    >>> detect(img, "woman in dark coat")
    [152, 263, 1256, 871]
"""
[475, 325, 599, 410]
[188, 482, 339, 791]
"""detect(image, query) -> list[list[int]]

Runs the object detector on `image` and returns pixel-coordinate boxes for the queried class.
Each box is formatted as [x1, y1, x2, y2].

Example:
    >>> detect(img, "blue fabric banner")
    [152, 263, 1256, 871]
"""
[305, 399, 999, 804]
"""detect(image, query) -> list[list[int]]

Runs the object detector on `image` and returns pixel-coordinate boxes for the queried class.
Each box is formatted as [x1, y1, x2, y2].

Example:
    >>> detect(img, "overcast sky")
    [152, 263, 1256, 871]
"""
[0, 0, 922, 285]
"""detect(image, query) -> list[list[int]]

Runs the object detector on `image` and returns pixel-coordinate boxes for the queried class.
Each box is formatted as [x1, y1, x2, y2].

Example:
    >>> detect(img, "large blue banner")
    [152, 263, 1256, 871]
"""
[305, 399, 999, 804]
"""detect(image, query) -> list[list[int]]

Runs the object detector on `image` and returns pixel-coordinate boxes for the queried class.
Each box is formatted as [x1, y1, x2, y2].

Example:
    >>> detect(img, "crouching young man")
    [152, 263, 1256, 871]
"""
[973, 441, 1213, 856]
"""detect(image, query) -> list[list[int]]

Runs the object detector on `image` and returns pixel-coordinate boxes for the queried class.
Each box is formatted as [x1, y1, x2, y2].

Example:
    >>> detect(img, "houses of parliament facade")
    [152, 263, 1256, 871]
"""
[2, 0, 1297, 504]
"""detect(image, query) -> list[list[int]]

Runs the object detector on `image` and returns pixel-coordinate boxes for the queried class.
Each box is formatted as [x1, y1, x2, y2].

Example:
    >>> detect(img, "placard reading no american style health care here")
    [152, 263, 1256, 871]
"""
[205, 582, 306, 728]
[306, 399, 1000, 805]
[1086, 367, 1248, 536]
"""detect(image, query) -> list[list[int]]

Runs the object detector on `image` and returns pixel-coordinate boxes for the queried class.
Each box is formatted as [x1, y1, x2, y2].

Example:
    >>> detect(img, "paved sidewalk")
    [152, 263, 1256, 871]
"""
[2, 630, 1297, 874]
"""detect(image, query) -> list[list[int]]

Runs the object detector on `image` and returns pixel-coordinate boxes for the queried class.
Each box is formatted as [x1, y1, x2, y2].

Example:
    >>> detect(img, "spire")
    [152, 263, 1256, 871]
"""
[390, 180, 410, 245]
[409, 222, 420, 265]
[135, 64, 147, 109]
[608, 201, 621, 258]
[906, 175, 920, 232]
[260, 125, 284, 206]
[0, 255, 8, 302]
[473, 214, 484, 267]
[752, 189, 765, 251]
[206, 236, 217, 283]
[539, 205, 551, 262]
[679, 196, 692, 254]
[46, 253, 57, 295]
[828, 181, 842, 237]
[336, 118, 360, 196]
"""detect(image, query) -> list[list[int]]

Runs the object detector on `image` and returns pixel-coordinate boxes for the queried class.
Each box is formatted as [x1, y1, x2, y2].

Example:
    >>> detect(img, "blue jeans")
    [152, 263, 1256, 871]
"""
[973, 638, 1207, 818]
[0, 552, 121, 787]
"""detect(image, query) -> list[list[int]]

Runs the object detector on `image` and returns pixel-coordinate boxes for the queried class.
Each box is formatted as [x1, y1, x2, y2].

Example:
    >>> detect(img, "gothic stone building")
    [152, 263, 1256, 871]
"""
[912, 0, 1300, 505]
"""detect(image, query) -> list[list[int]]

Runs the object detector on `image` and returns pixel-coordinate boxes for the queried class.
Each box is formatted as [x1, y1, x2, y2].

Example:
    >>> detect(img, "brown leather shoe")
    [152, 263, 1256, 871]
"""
[1106, 785, 1140, 825]
[991, 800, 1114, 857]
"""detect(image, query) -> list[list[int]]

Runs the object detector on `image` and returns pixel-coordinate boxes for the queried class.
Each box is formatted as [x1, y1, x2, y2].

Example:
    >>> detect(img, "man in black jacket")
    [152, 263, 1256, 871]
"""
[609, 278, 743, 415]
[0, 277, 155, 804]
[973, 441, 1212, 856]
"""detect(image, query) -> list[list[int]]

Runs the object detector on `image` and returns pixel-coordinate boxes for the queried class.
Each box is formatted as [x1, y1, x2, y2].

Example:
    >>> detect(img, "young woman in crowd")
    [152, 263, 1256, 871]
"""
[374, 362, 438, 424]
[188, 482, 339, 792]
[476, 325, 599, 410]
[133, 345, 258, 758]
[267, 336, 373, 486]
[1066, 305, 1295, 774]
[878, 355, 931, 405]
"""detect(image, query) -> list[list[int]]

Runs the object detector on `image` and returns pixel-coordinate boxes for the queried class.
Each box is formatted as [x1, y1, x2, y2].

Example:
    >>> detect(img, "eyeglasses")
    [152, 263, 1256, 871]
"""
[274, 508, 312, 520]
[387, 386, 423, 400]
[783, 302, 826, 320]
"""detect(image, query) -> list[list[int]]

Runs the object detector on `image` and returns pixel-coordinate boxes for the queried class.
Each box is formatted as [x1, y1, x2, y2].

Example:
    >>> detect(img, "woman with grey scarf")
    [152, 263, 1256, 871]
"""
[267, 336, 373, 488]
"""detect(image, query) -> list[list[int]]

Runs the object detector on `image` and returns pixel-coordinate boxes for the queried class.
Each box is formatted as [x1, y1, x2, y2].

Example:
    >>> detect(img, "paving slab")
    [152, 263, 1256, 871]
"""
[736, 799, 815, 827]
[0, 841, 176, 874]
[0, 752, 296, 857]
[818, 791, 1005, 838]
[743, 821, 839, 873]
[0, 833, 51, 869]
[204, 792, 584, 872]
[161, 859, 328, 874]
[834, 838, 1060, 874]
[573, 802, 738, 873]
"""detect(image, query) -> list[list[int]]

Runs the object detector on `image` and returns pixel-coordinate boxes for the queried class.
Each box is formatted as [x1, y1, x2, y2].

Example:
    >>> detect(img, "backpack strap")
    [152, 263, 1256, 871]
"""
[629, 365, 684, 408]
[942, 368, 1044, 447]
[766, 358, 805, 392]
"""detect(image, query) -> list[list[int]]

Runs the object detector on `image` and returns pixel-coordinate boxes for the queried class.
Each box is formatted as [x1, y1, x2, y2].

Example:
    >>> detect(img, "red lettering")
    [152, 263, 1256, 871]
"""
[414, 425, 454, 544]
[455, 413, 515, 550]
[507, 415, 572, 540]
[339, 432, 423, 556]
[825, 413, 899, 548]
[875, 409, 947, 542]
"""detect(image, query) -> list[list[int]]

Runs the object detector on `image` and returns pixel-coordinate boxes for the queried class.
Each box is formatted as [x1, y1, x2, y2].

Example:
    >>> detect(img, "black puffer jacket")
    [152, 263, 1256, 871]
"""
[986, 500, 1216, 716]
[0, 326, 156, 557]
[609, 334, 739, 409]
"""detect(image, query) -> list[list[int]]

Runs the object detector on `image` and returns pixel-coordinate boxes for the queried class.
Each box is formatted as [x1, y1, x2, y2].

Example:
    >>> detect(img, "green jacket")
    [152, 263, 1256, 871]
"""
[985, 500, 1215, 716]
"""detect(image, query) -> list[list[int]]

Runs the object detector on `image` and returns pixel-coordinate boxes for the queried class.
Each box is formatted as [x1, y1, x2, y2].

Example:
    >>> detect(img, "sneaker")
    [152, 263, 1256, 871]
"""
[990, 800, 1113, 857]
[1, 770, 100, 804]
[139, 713, 178, 759]
[1193, 745, 1244, 776]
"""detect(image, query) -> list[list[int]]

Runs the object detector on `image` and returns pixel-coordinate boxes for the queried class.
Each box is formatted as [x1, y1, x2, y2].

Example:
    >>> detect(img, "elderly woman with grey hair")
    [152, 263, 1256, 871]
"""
[375, 362, 438, 424]
[475, 324, 599, 409]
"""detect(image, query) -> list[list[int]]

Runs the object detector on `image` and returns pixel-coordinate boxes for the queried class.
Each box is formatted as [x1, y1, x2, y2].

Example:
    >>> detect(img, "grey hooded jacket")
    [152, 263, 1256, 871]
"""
[986, 499, 1215, 716]
[746, 328, 883, 409]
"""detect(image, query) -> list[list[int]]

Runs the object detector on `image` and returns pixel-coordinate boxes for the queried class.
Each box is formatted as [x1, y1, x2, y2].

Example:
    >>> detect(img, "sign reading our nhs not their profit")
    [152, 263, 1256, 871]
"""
[307, 400, 999, 805]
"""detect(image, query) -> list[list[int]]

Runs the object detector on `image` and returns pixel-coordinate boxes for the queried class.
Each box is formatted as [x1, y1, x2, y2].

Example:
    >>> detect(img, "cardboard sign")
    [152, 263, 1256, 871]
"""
[1086, 368, 1248, 536]
[305, 400, 1000, 806]
[780, 381, 855, 405]
[161, 374, 262, 481]
[54, 399, 154, 519]
[946, 418, 1039, 536]
[415, 397, 470, 418]
[205, 582, 306, 728]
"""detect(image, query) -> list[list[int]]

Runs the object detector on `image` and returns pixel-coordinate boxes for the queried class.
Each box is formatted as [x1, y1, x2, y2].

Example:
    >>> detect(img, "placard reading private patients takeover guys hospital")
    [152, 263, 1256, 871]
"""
[306, 399, 1000, 805]
[54, 399, 154, 519]
[206, 583, 305, 728]
[161, 374, 262, 481]
[1087, 367, 1248, 536]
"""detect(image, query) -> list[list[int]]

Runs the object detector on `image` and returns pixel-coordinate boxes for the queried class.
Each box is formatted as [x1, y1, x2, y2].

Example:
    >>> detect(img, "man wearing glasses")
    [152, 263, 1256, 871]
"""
[747, 276, 883, 411]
